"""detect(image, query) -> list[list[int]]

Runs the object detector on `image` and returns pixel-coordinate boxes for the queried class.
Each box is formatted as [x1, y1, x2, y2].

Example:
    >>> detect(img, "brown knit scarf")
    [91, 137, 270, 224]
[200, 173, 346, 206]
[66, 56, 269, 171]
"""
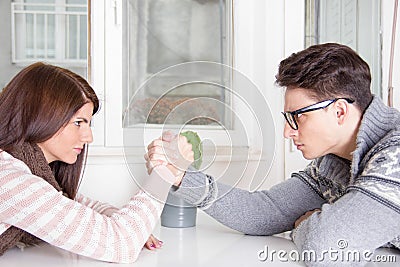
[0, 142, 64, 256]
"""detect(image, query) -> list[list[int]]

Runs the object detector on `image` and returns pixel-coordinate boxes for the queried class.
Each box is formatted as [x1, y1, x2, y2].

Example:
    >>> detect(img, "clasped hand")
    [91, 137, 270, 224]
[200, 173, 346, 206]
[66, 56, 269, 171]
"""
[144, 131, 194, 186]
[294, 209, 321, 228]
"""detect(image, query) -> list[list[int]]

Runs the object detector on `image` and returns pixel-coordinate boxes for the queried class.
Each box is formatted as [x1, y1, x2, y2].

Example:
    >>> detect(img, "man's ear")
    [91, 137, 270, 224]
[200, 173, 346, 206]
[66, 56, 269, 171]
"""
[334, 99, 349, 125]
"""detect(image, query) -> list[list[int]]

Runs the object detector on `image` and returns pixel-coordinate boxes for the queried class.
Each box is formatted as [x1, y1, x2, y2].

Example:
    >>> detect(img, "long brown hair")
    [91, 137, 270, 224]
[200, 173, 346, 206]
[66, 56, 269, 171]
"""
[0, 62, 99, 198]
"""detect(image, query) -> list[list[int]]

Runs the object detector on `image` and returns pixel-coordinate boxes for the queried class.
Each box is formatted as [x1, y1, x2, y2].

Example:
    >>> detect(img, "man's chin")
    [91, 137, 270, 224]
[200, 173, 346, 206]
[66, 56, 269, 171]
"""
[301, 152, 317, 160]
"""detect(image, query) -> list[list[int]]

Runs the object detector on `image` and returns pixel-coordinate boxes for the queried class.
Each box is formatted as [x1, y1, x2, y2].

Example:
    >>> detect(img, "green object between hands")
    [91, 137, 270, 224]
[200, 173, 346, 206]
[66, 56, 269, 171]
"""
[180, 131, 202, 170]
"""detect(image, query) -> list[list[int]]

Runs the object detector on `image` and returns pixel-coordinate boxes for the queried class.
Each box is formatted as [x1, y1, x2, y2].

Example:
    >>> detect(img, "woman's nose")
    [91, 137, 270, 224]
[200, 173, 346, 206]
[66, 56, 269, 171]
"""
[82, 127, 93, 144]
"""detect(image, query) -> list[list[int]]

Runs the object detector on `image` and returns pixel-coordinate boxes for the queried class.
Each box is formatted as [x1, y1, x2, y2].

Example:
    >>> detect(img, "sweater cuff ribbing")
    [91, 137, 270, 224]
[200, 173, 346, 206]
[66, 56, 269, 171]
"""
[170, 167, 210, 206]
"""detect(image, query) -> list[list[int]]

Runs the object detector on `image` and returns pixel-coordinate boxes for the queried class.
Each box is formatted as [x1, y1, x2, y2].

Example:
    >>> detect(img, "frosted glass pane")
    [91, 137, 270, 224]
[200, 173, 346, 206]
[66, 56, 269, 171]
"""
[125, 0, 232, 127]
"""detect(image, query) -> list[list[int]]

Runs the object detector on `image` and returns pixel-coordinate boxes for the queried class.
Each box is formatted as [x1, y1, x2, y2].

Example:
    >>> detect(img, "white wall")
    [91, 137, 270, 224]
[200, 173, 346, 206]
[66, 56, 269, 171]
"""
[382, 0, 400, 109]
[0, 0, 24, 89]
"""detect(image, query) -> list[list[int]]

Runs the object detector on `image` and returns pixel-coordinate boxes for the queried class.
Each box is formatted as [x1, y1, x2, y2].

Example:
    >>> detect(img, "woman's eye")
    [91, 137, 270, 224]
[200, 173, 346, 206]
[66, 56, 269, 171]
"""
[74, 121, 82, 126]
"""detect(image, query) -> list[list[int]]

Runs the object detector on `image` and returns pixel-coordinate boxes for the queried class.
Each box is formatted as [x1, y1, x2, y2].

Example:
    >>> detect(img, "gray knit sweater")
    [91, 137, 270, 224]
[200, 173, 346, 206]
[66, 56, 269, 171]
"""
[171, 96, 400, 266]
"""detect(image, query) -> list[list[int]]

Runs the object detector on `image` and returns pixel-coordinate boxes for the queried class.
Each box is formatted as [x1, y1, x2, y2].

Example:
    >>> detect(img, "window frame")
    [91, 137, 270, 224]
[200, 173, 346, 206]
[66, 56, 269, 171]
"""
[119, 0, 244, 148]
[305, 0, 382, 97]
[11, 0, 88, 67]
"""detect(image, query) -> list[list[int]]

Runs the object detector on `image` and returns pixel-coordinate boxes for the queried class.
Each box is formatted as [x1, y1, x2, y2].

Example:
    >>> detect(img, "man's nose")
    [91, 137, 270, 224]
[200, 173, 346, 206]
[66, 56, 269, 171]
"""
[283, 122, 297, 139]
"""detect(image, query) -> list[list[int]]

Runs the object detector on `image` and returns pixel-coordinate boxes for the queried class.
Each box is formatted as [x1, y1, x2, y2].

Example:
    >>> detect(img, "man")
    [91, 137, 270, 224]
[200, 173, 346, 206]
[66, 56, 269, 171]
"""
[146, 43, 400, 266]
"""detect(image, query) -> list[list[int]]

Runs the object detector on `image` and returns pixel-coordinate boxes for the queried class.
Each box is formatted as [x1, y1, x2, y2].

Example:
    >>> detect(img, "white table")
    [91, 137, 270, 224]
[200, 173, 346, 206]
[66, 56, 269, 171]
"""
[0, 211, 399, 266]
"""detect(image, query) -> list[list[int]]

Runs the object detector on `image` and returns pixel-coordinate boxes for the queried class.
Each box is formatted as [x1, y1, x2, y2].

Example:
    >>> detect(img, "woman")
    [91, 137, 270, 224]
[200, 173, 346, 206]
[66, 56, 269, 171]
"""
[0, 62, 192, 263]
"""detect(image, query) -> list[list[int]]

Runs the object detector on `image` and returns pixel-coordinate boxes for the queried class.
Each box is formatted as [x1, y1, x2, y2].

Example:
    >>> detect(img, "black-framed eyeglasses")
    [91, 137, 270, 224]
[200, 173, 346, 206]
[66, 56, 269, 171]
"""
[281, 98, 355, 130]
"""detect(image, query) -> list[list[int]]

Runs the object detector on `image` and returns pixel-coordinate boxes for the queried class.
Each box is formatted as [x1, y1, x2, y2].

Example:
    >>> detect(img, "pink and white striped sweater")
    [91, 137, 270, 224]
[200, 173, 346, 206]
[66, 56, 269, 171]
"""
[0, 150, 175, 263]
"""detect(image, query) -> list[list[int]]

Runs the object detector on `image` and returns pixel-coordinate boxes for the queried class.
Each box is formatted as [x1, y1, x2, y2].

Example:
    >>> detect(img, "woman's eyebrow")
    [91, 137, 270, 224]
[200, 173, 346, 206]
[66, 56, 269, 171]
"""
[76, 117, 89, 123]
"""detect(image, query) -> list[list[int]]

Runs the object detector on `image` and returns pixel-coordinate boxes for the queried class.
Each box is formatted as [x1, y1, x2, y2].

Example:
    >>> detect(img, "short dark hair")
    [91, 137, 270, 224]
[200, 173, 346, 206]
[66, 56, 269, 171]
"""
[275, 43, 373, 113]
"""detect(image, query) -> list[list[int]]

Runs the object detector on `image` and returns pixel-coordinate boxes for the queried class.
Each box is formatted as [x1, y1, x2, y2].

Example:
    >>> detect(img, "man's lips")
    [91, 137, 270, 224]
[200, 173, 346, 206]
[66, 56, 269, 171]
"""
[294, 142, 303, 150]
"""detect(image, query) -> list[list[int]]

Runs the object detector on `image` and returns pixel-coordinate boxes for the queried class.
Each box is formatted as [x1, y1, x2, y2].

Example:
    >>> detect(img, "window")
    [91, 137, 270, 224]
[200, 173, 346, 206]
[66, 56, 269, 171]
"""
[305, 0, 382, 97]
[123, 0, 233, 129]
[0, 0, 88, 89]
[11, 0, 87, 67]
